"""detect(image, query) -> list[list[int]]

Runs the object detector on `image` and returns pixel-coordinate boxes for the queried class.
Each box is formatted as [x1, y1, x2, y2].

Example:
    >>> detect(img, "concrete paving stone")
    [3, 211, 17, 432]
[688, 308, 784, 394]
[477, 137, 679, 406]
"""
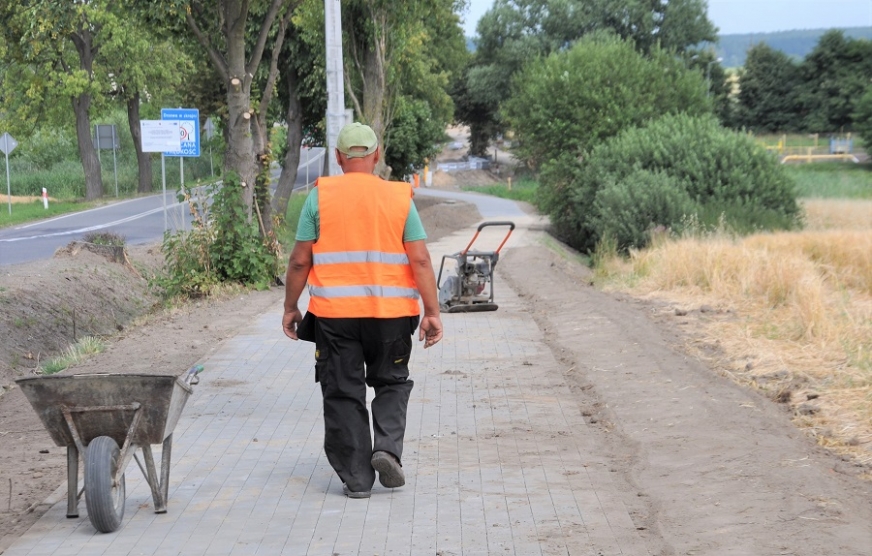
[4, 218, 648, 555]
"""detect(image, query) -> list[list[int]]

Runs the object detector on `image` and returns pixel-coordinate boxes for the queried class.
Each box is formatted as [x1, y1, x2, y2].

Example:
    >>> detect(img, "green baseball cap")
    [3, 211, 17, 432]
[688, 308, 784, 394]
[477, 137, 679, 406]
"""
[337, 122, 378, 158]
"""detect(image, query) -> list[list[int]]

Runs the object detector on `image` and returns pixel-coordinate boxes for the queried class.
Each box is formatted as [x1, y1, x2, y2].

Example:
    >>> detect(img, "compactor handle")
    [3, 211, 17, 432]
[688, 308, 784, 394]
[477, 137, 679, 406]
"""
[460, 221, 515, 256]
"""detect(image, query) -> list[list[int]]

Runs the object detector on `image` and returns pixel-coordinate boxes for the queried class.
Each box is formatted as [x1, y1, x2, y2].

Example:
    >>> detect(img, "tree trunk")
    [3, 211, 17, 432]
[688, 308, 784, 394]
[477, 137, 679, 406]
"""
[69, 27, 102, 200]
[223, 3, 256, 210]
[126, 92, 153, 193]
[72, 93, 103, 201]
[225, 87, 256, 209]
[272, 67, 303, 221]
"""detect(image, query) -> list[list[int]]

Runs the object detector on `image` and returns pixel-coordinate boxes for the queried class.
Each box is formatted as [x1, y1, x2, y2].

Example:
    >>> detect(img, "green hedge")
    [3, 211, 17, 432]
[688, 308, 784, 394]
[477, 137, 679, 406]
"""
[544, 114, 802, 253]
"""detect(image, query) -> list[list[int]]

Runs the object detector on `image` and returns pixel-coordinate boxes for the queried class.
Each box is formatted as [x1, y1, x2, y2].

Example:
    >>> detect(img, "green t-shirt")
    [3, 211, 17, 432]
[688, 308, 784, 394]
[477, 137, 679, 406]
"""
[294, 186, 427, 242]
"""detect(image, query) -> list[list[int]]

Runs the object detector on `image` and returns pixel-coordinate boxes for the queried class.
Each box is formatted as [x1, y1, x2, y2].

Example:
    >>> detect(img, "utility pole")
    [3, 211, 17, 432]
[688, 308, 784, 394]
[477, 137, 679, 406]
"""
[325, 0, 345, 176]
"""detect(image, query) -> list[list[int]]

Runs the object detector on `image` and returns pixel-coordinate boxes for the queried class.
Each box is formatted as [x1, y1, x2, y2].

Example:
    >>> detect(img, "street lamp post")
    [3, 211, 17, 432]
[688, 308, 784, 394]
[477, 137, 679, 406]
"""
[707, 57, 723, 98]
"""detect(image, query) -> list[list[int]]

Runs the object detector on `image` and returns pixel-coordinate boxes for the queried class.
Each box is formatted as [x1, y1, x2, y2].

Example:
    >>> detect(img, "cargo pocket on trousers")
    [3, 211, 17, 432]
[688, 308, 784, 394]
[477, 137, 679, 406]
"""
[388, 335, 412, 374]
[314, 345, 328, 383]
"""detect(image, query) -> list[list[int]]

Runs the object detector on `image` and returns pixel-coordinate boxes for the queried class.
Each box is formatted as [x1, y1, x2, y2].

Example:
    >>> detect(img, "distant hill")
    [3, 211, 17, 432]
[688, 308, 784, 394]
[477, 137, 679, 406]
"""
[713, 27, 872, 68]
[464, 27, 872, 66]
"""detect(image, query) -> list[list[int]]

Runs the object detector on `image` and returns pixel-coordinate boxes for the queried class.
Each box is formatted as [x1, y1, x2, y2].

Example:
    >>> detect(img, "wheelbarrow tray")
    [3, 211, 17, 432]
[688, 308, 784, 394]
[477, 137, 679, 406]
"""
[16, 373, 193, 449]
[15, 371, 199, 532]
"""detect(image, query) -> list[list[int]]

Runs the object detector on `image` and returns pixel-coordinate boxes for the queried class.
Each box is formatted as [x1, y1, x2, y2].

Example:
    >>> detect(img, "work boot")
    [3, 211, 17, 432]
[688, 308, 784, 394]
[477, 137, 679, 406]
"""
[342, 483, 371, 499]
[371, 451, 405, 488]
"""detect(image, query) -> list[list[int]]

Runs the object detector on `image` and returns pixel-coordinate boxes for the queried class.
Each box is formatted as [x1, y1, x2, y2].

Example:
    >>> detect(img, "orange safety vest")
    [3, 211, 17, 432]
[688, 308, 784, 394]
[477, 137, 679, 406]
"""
[307, 173, 420, 318]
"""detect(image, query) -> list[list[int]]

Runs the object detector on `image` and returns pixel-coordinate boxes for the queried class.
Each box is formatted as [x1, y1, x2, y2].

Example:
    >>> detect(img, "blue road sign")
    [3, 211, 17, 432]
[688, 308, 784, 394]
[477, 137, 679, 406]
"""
[161, 108, 200, 157]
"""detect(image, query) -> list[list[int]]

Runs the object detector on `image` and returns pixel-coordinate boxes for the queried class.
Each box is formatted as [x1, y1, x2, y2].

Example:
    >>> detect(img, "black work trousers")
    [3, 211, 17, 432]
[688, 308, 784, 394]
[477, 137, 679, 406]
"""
[312, 315, 419, 492]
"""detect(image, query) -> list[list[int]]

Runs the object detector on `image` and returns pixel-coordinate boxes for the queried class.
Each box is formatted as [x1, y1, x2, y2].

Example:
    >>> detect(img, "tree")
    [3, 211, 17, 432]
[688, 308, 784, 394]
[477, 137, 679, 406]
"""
[383, 96, 445, 177]
[588, 0, 716, 54]
[342, 0, 466, 176]
[504, 33, 710, 170]
[270, 0, 327, 223]
[1, 1, 119, 200]
[797, 30, 872, 132]
[146, 0, 292, 211]
[734, 43, 801, 132]
[99, 20, 193, 193]
[456, 0, 716, 155]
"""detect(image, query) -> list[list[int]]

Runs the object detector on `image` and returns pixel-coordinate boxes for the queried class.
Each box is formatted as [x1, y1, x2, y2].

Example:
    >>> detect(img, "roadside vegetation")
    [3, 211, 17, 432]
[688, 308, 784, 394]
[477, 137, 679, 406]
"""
[40, 337, 107, 375]
[591, 181, 872, 468]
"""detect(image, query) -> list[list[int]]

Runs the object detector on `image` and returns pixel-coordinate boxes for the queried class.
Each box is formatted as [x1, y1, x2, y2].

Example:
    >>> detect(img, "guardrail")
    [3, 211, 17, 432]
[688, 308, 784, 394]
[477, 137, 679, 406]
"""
[436, 156, 491, 172]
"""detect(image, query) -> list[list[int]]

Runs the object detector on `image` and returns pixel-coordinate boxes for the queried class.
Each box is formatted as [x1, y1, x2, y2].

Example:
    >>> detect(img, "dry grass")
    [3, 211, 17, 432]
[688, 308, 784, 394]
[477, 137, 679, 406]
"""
[596, 198, 872, 467]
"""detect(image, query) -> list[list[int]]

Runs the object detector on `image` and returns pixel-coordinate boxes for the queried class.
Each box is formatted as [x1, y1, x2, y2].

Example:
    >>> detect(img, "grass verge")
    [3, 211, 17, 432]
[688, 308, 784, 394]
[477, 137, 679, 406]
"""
[0, 199, 102, 229]
[40, 336, 107, 375]
[461, 178, 539, 205]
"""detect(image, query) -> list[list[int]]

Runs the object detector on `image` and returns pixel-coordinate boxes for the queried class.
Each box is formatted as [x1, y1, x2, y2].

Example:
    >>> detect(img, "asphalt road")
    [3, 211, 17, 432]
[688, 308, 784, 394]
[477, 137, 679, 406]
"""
[0, 148, 325, 267]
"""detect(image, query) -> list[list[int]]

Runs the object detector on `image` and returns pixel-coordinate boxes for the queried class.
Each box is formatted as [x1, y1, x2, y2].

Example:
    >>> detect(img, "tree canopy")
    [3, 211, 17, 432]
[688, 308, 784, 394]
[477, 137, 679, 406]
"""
[454, 0, 717, 155]
[504, 33, 710, 169]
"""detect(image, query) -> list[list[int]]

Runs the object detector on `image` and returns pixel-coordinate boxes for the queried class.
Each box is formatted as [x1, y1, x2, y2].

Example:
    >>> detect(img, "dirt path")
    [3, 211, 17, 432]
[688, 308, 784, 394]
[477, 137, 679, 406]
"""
[499, 241, 872, 554]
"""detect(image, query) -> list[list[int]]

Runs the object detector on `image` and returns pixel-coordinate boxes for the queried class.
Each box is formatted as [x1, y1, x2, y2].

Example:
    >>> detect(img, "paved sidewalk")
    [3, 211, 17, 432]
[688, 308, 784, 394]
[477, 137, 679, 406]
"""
[4, 209, 648, 555]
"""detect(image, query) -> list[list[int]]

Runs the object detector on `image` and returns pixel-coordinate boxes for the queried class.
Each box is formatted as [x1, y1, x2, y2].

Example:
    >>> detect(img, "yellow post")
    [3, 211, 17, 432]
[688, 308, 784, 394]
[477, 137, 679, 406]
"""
[507, 177, 512, 191]
[807, 147, 812, 163]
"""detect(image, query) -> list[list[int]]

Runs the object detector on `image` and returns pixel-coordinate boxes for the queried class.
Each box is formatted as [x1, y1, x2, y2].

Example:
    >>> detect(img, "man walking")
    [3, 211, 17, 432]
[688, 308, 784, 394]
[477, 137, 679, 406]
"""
[282, 122, 443, 498]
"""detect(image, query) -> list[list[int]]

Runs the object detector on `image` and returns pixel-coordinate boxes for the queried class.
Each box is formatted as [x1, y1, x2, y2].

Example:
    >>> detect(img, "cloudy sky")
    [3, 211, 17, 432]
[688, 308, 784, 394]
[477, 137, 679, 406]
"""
[461, 0, 872, 37]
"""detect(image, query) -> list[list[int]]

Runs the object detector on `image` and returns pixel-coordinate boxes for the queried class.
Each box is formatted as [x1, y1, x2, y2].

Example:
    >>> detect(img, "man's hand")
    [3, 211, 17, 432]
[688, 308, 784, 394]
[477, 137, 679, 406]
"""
[282, 308, 303, 340]
[418, 314, 443, 348]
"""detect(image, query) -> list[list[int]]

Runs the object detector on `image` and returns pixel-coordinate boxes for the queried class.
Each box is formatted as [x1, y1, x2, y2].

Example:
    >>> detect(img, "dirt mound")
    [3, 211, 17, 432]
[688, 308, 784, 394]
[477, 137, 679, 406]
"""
[0, 245, 163, 388]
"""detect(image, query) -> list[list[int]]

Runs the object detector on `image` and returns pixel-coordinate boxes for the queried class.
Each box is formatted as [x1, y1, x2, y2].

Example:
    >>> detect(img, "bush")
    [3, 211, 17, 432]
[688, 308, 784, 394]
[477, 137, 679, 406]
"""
[546, 114, 801, 253]
[593, 170, 696, 252]
[154, 173, 277, 298]
[504, 33, 710, 170]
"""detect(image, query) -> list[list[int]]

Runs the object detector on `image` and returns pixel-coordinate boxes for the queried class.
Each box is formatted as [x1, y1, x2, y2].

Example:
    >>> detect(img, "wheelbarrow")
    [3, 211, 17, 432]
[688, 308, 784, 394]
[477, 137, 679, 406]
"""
[15, 366, 202, 533]
[437, 221, 515, 312]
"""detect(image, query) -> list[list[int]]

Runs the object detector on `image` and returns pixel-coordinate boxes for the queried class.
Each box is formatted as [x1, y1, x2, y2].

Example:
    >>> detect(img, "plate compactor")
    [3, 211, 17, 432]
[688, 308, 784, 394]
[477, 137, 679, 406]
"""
[437, 221, 515, 313]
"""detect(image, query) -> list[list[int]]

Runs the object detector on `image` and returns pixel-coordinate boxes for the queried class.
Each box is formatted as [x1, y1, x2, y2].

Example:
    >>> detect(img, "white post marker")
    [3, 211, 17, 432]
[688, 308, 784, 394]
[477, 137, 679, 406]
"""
[42, 188, 48, 209]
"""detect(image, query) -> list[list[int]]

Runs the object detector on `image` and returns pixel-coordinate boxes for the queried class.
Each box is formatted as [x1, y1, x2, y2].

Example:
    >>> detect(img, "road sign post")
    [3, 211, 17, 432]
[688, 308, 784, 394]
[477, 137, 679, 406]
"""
[204, 118, 216, 177]
[162, 109, 200, 232]
[94, 124, 120, 197]
[1, 132, 18, 215]
[140, 120, 181, 231]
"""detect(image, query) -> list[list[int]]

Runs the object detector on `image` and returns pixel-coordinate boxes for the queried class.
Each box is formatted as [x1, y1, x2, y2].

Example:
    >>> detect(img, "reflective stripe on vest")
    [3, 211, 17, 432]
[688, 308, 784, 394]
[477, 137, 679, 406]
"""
[307, 174, 420, 318]
[313, 251, 410, 265]
[308, 285, 420, 299]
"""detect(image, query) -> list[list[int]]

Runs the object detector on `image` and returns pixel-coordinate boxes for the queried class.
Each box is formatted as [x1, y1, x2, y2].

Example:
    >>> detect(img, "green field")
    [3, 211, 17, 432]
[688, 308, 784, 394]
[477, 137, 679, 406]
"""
[786, 162, 872, 198]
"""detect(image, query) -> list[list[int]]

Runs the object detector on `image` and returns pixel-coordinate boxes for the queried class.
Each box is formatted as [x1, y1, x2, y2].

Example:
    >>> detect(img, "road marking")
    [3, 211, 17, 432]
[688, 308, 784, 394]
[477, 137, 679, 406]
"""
[0, 204, 180, 242]
[6, 195, 169, 231]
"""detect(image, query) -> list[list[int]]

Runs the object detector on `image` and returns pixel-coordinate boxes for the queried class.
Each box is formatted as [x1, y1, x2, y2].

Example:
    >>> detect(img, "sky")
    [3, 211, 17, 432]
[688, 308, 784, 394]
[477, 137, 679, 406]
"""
[460, 0, 872, 37]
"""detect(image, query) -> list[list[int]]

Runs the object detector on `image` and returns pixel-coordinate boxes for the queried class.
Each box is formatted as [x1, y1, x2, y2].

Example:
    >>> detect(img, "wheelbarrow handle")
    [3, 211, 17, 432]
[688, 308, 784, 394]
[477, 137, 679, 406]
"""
[461, 221, 516, 256]
[183, 364, 204, 386]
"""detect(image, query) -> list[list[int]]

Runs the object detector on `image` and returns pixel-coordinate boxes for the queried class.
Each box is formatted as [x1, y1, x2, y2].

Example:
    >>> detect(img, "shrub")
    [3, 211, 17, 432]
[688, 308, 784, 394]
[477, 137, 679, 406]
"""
[593, 169, 697, 252]
[546, 114, 802, 253]
[154, 173, 277, 298]
[504, 33, 710, 171]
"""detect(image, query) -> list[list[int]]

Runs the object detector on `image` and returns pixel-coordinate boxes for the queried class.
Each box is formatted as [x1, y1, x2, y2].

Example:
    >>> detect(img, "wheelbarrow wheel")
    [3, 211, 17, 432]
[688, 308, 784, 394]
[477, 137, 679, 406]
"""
[85, 436, 126, 533]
